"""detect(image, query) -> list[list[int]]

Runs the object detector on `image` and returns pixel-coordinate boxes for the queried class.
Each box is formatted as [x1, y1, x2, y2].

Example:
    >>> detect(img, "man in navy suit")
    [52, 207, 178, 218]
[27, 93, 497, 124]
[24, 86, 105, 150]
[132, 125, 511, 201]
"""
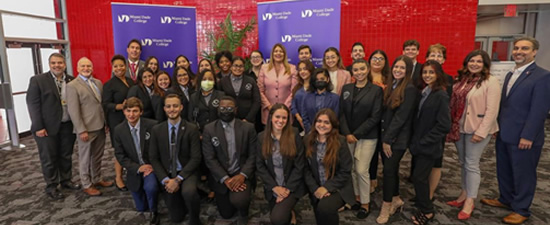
[481, 37, 550, 224]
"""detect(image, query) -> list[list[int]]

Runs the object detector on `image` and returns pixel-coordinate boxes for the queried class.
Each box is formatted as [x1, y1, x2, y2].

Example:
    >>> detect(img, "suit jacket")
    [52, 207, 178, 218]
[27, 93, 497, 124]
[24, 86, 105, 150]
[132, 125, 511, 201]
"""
[127, 85, 155, 120]
[258, 63, 297, 124]
[304, 135, 355, 206]
[219, 75, 261, 122]
[187, 90, 225, 131]
[113, 118, 157, 192]
[381, 83, 419, 150]
[67, 76, 105, 133]
[256, 129, 305, 201]
[498, 63, 550, 146]
[301, 91, 340, 133]
[411, 62, 423, 88]
[460, 75, 501, 137]
[167, 85, 196, 122]
[103, 76, 135, 131]
[149, 119, 202, 182]
[340, 83, 383, 139]
[124, 59, 145, 81]
[202, 119, 257, 194]
[26, 71, 74, 135]
[151, 93, 167, 122]
[410, 89, 451, 158]
[332, 69, 352, 95]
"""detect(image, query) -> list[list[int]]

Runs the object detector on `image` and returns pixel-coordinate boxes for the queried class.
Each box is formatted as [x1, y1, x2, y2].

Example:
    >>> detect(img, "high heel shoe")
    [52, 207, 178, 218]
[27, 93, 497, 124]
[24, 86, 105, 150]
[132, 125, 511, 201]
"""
[446, 199, 465, 208]
[458, 204, 474, 220]
[376, 202, 391, 224]
[390, 199, 404, 215]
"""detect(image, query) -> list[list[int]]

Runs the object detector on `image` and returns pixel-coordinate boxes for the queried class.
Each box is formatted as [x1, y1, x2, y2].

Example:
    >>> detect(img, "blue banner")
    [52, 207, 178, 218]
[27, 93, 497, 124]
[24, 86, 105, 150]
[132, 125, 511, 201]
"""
[257, 0, 341, 67]
[111, 3, 198, 74]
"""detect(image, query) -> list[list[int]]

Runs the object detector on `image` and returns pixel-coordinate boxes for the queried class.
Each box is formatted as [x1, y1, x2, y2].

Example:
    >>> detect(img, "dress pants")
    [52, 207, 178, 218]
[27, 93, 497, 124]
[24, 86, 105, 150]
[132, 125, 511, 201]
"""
[381, 149, 406, 202]
[496, 136, 542, 217]
[164, 174, 201, 224]
[215, 180, 251, 219]
[348, 139, 377, 204]
[455, 133, 491, 198]
[130, 173, 159, 212]
[369, 139, 382, 181]
[412, 154, 436, 214]
[269, 195, 298, 225]
[34, 122, 76, 191]
[77, 129, 106, 189]
[313, 191, 346, 225]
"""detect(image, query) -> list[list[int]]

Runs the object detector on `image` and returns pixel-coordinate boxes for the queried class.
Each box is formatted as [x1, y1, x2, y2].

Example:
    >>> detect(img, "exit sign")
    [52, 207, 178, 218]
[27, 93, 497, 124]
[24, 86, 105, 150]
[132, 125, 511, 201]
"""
[504, 5, 517, 17]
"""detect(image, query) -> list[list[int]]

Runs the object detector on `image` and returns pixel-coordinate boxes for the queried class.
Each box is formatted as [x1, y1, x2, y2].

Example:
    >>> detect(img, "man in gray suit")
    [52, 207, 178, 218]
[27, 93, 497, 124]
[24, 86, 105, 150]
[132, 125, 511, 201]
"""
[67, 57, 113, 196]
[126, 39, 145, 82]
[26, 53, 79, 200]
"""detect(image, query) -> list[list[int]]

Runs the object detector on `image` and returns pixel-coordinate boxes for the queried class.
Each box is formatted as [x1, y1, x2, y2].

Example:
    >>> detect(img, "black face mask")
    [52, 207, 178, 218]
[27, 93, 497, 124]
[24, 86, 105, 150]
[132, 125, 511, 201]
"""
[315, 80, 329, 90]
[218, 111, 236, 122]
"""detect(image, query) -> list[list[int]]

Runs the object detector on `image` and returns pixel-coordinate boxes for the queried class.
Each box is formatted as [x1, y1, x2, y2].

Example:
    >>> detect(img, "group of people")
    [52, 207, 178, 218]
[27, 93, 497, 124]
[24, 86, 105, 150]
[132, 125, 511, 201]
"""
[26, 36, 549, 225]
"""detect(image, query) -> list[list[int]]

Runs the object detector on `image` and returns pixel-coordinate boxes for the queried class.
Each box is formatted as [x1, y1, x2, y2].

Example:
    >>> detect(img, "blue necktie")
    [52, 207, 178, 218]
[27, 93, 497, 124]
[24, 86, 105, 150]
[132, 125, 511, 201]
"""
[131, 128, 144, 165]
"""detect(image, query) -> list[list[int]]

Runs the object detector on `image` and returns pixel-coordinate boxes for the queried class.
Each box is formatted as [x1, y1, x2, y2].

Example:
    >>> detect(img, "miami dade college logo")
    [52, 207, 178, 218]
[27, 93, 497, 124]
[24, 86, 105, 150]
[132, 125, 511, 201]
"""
[281, 35, 292, 43]
[163, 61, 174, 68]
[301, 10, 313, 18]
[141, 39, 152, 46]
[160, 16, 172, 24]
[262, 13, 273, 21]
[117, 14, 129, 22]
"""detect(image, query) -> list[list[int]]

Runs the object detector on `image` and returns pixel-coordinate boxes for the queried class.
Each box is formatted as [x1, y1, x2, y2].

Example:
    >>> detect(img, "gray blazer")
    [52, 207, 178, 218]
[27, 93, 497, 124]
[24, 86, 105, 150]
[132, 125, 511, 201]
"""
[66, 76, 105, 134]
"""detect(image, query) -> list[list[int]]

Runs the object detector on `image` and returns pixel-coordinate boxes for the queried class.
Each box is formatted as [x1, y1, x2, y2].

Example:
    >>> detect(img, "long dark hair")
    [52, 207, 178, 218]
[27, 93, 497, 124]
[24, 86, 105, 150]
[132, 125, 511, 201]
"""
[322, 47, 345, 70]
[262, 104, 297, 159]
[368, 50, 391, 82]
[422, 60, 448, 92]
[153, 71, 171, 97]
[351, 59, 373, 83]
[136, 67, 155, 93]
[144, 56, 159, 74]
[384, 56, 413, 109]
[309, 68, 333, 92]
[292, 60, 315, 96]
[457, 50, 491, 88]
[172, 66, 194, 90]
[305, 108, 341, 179]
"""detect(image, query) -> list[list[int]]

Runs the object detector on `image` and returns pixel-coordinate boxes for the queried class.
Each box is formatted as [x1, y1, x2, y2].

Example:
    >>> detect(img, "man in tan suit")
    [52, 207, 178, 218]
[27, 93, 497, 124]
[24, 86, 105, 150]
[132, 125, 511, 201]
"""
[67, 57, 113, 196]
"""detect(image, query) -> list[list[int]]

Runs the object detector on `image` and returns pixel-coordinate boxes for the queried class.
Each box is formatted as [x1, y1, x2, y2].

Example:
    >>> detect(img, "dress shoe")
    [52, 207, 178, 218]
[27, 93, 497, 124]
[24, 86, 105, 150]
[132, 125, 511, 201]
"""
[149, 211, 159, 225]
[502, 212, 528, 224]
[61, 181, 81, 190]
[46, 189, 64, 200]
[446, 199, 465, 208]
[94, 180, 114, 188]
[458, 204, 474, 220]
[83, 187, 102, 196]
[480, 198, 509, 209]
[116, 184, 128, 192]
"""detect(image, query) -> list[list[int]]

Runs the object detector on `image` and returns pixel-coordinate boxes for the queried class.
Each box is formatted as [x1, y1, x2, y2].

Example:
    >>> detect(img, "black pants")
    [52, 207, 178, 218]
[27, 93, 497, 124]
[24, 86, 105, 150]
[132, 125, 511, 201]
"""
[381, 149, 406, 202]
[164, 174, 201, 224]
[412, 154, 436, 214]
[34, 122, 76, 191]
[269, 196, 298, 225]
[313, 192, 345, 225]
[215, 180, 251, 219]
[369, 139, 382, 180]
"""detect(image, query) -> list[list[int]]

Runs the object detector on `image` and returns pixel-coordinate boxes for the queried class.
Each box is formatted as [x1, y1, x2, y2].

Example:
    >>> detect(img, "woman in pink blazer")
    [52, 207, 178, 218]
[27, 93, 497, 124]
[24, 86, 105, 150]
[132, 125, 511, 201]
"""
[323, 47, 352, 95]
[446, 50, 501, 220]
[258, 43, 298, 125]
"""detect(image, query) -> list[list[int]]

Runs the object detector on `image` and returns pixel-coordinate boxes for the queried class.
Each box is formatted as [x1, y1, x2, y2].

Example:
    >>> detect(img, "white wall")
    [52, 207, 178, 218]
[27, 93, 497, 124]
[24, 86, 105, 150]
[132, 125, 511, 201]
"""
[535, 11, 550, 70]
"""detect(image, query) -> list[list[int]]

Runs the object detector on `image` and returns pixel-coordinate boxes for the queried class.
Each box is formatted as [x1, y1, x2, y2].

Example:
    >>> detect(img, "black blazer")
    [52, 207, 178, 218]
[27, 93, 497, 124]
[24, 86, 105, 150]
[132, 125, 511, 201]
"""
[411, 62, 423, 88]
[113, 118, 157, 192]
[167, 85, 196, 121]
[103, 76, 135, 131]
[304, 135, 355, 206]
[381, 83, 419, 150]
[149, 120, 202, 181]
[187, 90, 225, 131]
[202, 119, 257, 194]
[256, 128, 305, 201]
[339, 83, 383, 139]
[26, 71, 74, 135]
[410, 89, 451, 158]
[151, 93, 167, 122]
[219, 75, 261, 122]
[127, 85, 155, 120]
[444, 73, 454, 101]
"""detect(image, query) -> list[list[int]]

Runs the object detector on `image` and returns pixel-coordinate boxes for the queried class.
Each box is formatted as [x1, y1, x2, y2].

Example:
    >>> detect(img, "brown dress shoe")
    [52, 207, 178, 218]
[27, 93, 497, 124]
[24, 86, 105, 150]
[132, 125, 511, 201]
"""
[94, 180, 114, 188]
[503, 212, 528, 224]
[480, 198, 509, 209]
[83, 187, 102, 196]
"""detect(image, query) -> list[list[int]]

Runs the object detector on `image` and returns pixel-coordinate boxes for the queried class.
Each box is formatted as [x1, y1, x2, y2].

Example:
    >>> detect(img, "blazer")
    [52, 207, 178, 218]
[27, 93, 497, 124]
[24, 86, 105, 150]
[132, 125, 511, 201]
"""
[127, 85, 155, 120]
[304, 135, 355, 206]
[460, 75, 501, 137]
[331, 69, 352, 95]
[257, 63, 298, 124]
[149, 119, 202, 181]
[124, 59, 145, 81]
[381, 83, 419, 150]
[256, 129, 305, 201]
[151, 93, 167, 122]
[410, 89, 451, 158]
[103, 76, 135, 131]
[340, 83, 383, 140]
[66, 76, 105, 134]
[26, 71, 74, 135]
[166, 85, 196, 122]
[411, 62, 423, 88]
[498, 62, 550, 146]
[219, 75, 261, 122]
[301, 91, 340, 133]
[187, 90, 225, 132]
[202, 119, 257, 194]
[113, 118, 157, 192]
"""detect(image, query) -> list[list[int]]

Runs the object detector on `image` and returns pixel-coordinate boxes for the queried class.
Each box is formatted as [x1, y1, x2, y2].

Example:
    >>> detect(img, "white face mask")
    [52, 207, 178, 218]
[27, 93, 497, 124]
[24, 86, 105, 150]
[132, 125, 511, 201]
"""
[201, 80, 214, 91]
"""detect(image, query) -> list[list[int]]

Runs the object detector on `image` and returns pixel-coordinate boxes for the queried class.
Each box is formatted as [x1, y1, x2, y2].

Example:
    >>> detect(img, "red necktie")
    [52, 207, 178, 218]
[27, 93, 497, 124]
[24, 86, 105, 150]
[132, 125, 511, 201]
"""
[130, 62, 137, 81]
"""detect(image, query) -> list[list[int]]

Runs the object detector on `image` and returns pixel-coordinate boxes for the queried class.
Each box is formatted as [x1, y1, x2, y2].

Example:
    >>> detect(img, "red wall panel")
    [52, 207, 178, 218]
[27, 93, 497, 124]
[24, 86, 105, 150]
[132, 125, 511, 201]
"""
[66, 0, 477, 83]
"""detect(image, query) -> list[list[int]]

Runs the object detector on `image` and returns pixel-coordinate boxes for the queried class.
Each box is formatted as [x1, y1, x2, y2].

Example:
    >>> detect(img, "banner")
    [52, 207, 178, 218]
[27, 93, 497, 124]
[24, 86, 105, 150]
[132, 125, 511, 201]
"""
[111, 3, 198, 74]
[257, 0, 341, 67]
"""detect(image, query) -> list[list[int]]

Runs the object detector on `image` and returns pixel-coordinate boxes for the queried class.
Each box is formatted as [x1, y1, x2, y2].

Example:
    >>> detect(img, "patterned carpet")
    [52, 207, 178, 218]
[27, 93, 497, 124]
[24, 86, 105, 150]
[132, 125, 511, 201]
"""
[1, 122, 550, 225]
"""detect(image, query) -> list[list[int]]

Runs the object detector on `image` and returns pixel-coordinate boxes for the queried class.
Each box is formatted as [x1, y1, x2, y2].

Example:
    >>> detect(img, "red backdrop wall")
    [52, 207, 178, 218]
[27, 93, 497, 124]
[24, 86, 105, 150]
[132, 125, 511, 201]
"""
[66, 0, 478, 83]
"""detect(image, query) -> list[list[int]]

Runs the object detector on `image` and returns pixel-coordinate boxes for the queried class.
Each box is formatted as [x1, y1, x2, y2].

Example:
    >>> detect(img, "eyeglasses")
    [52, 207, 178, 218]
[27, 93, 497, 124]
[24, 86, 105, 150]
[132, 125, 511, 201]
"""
[371, 57, 385, 62]
[219, 106, 235, 113]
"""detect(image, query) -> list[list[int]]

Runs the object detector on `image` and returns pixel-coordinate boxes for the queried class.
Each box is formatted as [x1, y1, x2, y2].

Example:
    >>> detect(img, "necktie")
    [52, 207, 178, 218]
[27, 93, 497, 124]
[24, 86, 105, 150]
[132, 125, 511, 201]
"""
[132, 128, 144, 165]
[130, 62, 137, 81]
[170, 126, 177, 178]
[87, 79, 101, 101]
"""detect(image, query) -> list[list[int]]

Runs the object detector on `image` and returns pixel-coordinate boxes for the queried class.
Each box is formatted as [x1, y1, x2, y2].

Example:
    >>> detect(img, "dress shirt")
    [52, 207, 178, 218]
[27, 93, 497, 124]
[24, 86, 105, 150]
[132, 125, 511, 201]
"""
[230, 75, 243, 96]
[315, 91, 329, 112]
[507, 61, 535, 96]
[51, 72, 70, 122]
[79, 75, 101, 97]
[271, 134, 285, 187]
[329, 70, 338, 94]
[316, 141, 327, 185]
[418, 86, 432, 118]
[162, 120, 184, 184]
[203, 91, 212, 105]
[179, 85, 190, 100]
[128, 120, 145, 166]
